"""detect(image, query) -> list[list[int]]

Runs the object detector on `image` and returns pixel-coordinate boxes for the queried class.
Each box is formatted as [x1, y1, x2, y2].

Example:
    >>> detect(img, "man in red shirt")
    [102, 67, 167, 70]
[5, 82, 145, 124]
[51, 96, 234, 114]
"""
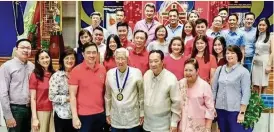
[184, 18, 214, 56]
[117, 22, 135, 50]
[69, 43, 106, 132]
[129, 30, 149, 75]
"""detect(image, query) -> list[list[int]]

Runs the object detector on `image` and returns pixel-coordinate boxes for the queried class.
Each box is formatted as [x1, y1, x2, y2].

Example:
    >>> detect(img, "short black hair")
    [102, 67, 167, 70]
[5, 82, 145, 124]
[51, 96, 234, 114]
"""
[226, 45, 243, 62]
[82, 42, 98, 53]
[245, 12, 255, 19]
[117, 22, 129, 30]
[168, 9, 179, 16]
[144, 3, 156, 12]
[134, 30, 148, 40]
[90, 12, 102, 20]
[195, 18, 208, 27]
[229, 13, 239, 21]
[59, 47, 77, 71]
[219, 7, 228, 13]
[115, 8, 125, 14]
[149, 50, 164, 61]
[93, 26, 103, 33]
[16, 38, 31, 48]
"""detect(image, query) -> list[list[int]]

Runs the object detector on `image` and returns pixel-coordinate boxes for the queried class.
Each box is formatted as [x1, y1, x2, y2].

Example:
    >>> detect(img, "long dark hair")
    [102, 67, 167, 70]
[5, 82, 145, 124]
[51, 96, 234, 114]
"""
[212, 36, 227, 63]
[78, 29, 92, 50]
[59, 47, 77, 71]
[255, 18, 270, 43]
[182, 21, 196, 42]
[105, 34, 122, 61]
[34, 49, 55, 81]
[191, 35, 210, 63]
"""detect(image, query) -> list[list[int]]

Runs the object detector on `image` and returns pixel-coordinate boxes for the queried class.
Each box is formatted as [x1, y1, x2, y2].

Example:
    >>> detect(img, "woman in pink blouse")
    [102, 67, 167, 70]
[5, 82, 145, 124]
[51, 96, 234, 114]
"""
[191, 35, 217, 84]
[179, 58, 214, 132]
[164, 37, 189, 80]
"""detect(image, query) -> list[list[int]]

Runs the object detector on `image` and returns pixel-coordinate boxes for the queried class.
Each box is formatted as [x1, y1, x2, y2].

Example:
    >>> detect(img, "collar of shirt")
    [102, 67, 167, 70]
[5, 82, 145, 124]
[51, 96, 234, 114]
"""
[117, 66, 129, 79]
[243, 27, 255, 32]
[225, 63, 240, 73]
[152, 68, 165, 81]
[82, 61, 100, 72]
[228, 28, 240, 36]
[167, 23, 183, 31]
[132, 47, 146, 55]
[14, 57, 28, 65]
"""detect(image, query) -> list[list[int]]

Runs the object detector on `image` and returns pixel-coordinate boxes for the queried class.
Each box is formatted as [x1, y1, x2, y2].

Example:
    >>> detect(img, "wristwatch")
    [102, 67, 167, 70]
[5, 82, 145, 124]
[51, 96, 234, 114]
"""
[240, 111, 245, 115]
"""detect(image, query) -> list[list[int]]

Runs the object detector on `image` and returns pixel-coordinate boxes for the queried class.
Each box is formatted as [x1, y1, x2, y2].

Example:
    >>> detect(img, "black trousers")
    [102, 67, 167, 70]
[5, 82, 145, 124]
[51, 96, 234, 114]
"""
[54, 112, 77, 132]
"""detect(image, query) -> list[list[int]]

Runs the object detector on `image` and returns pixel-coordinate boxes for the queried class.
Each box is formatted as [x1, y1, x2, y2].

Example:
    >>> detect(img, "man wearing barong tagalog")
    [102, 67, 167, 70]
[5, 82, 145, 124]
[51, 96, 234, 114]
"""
[143, 50, 181, 132]
[105, 48, 144, 132]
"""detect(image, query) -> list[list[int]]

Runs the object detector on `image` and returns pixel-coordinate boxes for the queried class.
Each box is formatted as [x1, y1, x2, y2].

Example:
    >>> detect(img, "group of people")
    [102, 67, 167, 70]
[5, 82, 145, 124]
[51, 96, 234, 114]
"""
[0, 2, 273, 132]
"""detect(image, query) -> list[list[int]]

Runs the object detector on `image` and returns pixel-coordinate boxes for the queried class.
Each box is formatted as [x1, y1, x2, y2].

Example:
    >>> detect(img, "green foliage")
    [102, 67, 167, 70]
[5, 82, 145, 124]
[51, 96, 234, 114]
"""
[242, 92, 268, 129]
[41, 40, 50, 51]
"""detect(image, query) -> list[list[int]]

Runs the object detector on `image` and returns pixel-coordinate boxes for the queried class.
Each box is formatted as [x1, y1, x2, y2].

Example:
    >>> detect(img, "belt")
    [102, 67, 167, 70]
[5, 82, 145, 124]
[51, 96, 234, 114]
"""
[10, 103, 30, 108]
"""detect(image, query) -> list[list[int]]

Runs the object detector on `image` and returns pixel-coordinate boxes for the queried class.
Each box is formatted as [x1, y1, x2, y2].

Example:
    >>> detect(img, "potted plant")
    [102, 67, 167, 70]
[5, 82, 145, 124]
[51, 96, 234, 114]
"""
[242, 91, 268, 129]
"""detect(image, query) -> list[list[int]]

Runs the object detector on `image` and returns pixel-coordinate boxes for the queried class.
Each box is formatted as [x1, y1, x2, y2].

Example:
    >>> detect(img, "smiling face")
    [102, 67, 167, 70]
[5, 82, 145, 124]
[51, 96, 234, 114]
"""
[134, 32, 146, 48]
[213, 16, 223, 29]
[91, 14, 101, 27]
[80, 33, 92, 44]
[184, 22, 193, 36]
[156, 27, 167, 40]
[171, 39, 183, 54]
[145, 6, 155, 20]
[109, 37, 118, 51]
[93, 29, 104, 45]
[195, 23, 207, 36]
[228, 15, 238, 28]
[213, 39, 224, 54]
[149, 52, 163, 75]
[117, 26, 128, 41]
[64, 54, 76, 71]
[169, 11, 179, 25]
[16, 41, 32, 61]
[115, 51, 128, 70]
[258, 20, 268, 33]
[83, 45, 98, 64]
[219, 10, 228, 21]
[184, 63, 198, 82]
[226, 50, 238, 64]
[189, 13, 199, 22]
[116, 11, 125, 23]
[38, 51, 51, 70]
[244, 14, 255, 28]
[195, 39, 206, 52]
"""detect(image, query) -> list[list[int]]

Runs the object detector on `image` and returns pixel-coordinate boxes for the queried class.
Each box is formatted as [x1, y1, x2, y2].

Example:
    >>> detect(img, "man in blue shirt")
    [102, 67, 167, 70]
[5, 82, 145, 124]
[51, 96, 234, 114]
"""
[221, 14, 246, 63]
[240, 12, 256, 72]
[165, 9, 183, 42]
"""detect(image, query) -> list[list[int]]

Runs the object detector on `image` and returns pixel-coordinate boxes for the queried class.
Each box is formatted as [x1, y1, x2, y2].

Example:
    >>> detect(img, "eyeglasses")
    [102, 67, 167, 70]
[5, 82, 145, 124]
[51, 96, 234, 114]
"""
[18, 46, 31, 51]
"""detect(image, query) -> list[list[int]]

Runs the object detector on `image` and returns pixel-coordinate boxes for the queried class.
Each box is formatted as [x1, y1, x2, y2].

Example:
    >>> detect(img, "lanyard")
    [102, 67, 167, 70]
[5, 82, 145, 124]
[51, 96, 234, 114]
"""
[115, 67, 130, 93]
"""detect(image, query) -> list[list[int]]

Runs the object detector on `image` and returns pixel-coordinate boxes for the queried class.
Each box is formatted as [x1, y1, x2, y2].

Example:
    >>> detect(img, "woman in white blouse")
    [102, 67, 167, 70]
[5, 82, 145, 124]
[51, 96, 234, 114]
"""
[49, 48, 77, 132]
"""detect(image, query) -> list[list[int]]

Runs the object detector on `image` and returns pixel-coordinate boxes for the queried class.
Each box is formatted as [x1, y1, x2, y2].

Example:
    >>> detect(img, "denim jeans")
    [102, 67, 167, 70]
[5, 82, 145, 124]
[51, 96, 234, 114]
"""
[244, 57, 253, 72]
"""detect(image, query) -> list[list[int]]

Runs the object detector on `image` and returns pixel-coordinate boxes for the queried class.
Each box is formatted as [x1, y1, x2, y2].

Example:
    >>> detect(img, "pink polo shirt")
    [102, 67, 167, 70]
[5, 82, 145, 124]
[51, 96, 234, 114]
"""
[164, 55, 190, 80]
[184, 36, 214, 56]
[195, 55, 217, 82]
[68, 61, 106, 116]
[133, 19, 160, 45]
[129, 47, 149, 75]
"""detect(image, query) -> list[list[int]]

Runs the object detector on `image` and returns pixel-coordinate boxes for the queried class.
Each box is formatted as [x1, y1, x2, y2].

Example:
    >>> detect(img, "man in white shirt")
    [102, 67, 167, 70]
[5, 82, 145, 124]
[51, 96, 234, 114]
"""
[107, 9, 133, 41]
[84, 12, 109, 42]
[105, 48, 144, 131]
[143, 50, 181, 132]
[92, 27, 106, 63]
[206, 15, 223, 39]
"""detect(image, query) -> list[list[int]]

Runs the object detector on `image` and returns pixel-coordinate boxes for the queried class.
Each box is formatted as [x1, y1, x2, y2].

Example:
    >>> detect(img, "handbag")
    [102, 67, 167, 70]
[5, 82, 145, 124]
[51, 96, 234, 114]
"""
[213, 66, 223, 122]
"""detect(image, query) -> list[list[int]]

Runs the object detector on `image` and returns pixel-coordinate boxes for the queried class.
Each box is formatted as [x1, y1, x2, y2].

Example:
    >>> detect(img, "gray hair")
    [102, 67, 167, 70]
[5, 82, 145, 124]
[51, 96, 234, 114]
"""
[114, 48, 129, 58]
